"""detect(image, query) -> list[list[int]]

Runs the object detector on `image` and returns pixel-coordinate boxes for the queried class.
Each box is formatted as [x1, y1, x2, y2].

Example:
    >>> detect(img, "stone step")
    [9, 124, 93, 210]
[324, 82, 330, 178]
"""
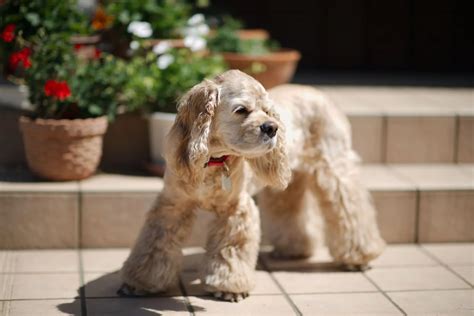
[0, 164, 472, 249]
[1, 85, 473, 169]
[320, 86, 474, 163]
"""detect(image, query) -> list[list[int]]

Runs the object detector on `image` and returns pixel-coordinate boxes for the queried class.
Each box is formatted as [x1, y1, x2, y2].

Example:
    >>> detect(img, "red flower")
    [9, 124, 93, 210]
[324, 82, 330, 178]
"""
[94, 47, 102, 59]
[44, 80, 71, 100]
[9, 47, 32, 70]
[74, 43, 83, 51]
[1, 24, 15, 42]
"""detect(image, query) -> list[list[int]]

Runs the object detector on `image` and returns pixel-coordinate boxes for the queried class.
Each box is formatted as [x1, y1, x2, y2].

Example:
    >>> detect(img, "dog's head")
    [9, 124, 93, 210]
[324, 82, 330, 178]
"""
[165, 70, 291, 189]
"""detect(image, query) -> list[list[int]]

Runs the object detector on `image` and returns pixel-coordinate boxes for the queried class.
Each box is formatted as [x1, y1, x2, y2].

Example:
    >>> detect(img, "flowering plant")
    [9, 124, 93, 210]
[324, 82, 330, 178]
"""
[25, 34, 127, 120]
[0, 0, 90, 76]
[104, 0, 190, 39]
[123, 45, 226, 113]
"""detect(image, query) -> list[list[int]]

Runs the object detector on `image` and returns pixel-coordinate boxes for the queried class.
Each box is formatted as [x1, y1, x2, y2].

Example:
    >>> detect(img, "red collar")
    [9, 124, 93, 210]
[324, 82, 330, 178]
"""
[205, 155, 229, 167]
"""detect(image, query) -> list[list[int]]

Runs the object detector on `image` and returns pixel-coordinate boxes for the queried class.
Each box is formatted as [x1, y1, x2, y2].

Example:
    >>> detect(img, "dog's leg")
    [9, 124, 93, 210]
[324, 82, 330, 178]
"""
[258, 172, 318, 259]
[119, 195, 195, 295]
[310, 151, 385, 268]
[203, 194, 260, 302]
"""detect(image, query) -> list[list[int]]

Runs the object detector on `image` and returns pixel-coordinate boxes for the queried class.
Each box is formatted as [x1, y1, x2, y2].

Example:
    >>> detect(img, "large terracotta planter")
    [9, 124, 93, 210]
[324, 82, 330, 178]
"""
[222, 48, 301, 89]
[19, 116, 108, 181]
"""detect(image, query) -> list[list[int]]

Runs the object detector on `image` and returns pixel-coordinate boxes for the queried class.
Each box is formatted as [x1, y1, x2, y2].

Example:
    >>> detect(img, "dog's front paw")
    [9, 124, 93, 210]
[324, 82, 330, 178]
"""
[213, 291, 249, 302]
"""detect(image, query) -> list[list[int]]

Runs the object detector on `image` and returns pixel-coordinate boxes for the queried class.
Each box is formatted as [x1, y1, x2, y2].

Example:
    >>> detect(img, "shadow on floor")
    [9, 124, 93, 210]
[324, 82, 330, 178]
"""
[57, 270, 205, 315]
[56, 251, 351, 314]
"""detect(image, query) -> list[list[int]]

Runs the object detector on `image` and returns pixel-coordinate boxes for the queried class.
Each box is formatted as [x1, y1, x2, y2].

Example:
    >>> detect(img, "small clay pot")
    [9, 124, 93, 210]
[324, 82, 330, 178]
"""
[19, 116, 108, 181]
[222, 49, 301, 89]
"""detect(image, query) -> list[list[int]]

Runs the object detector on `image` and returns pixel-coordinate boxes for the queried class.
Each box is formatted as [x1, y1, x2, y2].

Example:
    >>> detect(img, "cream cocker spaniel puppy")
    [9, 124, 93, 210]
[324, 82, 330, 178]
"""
[119, 70, 385, 302]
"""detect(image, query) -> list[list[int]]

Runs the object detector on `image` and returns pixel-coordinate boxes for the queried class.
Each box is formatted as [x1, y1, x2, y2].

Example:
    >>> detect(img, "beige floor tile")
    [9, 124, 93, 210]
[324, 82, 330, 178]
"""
[273, 270, 377, 294]
[0, 180, 79, 192]
[0, 194, 78, 248]
[80, 174, 163, 192]
[386, 116, 456, 163]
[0, 274, 13, 300]
[261, 247, 334, 271]
[458, 116, 474, 163]
[419, 191, 474, 242]
[0, 251, 12, 272]
[388, 289, 474, 315]
[348, 115, 384, 163]
[189, 295, 294, 315]
[181, 270, 280, 296]
[84, 271, 181, 298]
[373, 191, 417, 243]
[361, 165, 416, 191]
[6, 299, 81, 316]
[6, 250, 79, 273]
[451, 266, 474, 286]
[291, 292, 402, 315]
[371, 244, 438, 267]
[391, 164, 474, 190]
[81, 249, 130, 272]
[81, 193, 155, 247]
[86, 297, 189, 315]
[8, 273, 80, 299]
[366, 266, 470, 291]
[423, 243, 474, 265]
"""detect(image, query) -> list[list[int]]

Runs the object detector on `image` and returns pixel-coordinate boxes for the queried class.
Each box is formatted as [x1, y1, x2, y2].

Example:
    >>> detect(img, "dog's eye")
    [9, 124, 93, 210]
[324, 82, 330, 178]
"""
[234, 106, 250, 115]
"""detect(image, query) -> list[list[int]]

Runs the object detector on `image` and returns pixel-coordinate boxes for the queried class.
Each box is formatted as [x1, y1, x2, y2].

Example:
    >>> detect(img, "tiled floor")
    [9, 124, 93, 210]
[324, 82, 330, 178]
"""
[0, 244, 473, 315]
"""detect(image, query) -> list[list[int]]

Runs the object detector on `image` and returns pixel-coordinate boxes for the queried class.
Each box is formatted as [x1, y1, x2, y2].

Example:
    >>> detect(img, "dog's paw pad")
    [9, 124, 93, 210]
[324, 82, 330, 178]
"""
[213, 291, 249, 302]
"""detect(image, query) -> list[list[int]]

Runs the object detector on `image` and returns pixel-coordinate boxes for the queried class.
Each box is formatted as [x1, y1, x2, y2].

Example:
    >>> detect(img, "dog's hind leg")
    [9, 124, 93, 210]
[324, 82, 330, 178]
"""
[202, 194, 260, 302]
[309, 150, 385, 268]
[119, 194, 195, 295]
[258, 172, 318, 259]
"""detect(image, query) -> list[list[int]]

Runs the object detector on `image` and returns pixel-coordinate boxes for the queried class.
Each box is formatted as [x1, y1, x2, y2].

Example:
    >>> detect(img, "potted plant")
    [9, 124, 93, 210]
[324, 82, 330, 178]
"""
[122, 43, 226, 175]
[18, 34, 127, 180]
[101, 0, 193, 58]
[208, 17, 301, 89]
[0, 0, 97, 77]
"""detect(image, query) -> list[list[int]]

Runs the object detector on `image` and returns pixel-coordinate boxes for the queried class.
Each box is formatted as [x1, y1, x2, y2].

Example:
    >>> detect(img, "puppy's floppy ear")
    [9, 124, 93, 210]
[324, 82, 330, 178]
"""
[164, 79, 219, 182]
[247, 106, 291, 190]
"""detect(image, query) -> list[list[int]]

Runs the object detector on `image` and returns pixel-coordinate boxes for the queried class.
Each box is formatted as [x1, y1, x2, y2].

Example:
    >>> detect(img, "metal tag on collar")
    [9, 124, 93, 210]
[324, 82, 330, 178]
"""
[221, 161, 232, 191]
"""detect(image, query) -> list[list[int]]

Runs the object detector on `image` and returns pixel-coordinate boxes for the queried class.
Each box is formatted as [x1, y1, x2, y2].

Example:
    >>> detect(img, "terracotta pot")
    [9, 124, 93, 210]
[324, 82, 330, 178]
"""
[222, 49, 301, 89]
[19, 116, 108, 181]
[237, 29, 269, 40]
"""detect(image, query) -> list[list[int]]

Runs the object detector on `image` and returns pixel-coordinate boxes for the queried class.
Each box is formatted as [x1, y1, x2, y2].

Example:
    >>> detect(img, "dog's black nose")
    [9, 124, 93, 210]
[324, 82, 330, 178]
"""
[260, 121, 278, 138]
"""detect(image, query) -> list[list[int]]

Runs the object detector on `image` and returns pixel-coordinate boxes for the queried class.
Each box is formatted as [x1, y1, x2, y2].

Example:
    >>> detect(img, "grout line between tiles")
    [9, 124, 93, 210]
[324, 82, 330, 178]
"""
[259, 257, 303, 316]
[178, 276, 195, 316]
[418, 245, 474, 288]
[381, 115, 388, 163]
[362, 272, 407, 316]
[78, 249, 88, 316]
[453, 115, 460, 163]
[414, 189, 421, 243]
[78, 182, 83, 249]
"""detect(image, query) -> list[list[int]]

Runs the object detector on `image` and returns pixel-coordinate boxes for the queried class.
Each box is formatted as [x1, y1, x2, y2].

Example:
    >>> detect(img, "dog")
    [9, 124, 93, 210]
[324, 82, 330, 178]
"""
[119, 70, 385, 302]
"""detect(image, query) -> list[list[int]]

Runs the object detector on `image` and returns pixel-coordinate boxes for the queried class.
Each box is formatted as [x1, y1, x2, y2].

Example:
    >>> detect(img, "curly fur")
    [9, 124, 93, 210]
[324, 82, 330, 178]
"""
[121, 70, 385, 301]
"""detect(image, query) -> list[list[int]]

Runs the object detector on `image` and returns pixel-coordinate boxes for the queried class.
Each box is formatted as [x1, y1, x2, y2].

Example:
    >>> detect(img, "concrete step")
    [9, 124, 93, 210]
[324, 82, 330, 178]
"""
[1, 85, 473, 170]
[319, 86, 474, 163]
[0, 164, 472, 249]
